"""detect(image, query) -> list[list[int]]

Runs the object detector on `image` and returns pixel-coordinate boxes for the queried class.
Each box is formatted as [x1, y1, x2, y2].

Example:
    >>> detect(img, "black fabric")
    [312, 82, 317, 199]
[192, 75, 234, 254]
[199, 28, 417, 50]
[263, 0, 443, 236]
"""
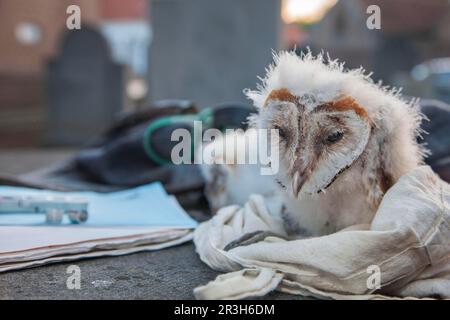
[71, 101, 254, 192]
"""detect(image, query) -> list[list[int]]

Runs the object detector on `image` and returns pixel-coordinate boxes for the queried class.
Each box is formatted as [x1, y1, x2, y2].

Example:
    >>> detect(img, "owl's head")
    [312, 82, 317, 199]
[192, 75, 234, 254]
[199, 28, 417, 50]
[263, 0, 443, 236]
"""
[247, 51, 426, 206]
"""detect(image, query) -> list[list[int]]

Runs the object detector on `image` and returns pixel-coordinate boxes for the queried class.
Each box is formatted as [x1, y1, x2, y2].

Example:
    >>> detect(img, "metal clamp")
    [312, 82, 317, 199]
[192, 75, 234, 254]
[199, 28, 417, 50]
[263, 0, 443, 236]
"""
[0, 195, 89, 225]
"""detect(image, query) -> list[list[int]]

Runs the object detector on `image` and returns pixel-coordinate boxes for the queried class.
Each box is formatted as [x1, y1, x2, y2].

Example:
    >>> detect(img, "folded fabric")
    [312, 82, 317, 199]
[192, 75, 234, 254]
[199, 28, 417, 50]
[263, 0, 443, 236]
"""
[193, 166, 450, 299]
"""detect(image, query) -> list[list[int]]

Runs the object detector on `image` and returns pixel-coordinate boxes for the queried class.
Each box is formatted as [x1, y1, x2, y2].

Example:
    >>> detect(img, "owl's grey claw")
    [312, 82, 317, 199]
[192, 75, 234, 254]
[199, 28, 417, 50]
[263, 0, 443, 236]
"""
[223, 230, 285, 251]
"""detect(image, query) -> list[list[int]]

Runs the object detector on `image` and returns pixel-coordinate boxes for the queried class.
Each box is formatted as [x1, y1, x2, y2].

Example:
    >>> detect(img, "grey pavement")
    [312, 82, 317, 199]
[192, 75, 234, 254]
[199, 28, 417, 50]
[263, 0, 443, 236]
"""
[0, 149, 299, 299]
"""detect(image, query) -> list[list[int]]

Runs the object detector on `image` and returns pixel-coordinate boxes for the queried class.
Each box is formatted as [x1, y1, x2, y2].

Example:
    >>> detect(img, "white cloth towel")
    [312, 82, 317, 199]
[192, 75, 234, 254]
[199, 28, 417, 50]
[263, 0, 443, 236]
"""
[193, 166, 450, 299]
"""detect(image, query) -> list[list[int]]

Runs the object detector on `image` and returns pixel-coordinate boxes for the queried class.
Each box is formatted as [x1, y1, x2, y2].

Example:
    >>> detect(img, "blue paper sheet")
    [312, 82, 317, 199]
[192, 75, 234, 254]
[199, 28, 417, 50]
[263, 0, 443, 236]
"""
[0, 183, 198, 228]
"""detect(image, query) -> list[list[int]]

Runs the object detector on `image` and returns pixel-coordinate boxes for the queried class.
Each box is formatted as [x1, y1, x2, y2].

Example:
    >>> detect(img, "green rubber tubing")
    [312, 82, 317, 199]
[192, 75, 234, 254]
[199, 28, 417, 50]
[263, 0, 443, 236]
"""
[143, 108, 213, 165]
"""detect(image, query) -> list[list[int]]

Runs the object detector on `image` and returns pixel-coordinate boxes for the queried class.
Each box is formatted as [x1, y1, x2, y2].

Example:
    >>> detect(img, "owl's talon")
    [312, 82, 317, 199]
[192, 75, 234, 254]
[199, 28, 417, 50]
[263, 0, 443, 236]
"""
[223, 230, 286, 251]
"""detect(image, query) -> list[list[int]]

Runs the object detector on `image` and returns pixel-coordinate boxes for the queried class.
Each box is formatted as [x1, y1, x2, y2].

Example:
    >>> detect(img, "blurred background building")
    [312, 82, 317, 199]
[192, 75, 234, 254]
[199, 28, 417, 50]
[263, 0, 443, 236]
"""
[0, 0, 449, 148]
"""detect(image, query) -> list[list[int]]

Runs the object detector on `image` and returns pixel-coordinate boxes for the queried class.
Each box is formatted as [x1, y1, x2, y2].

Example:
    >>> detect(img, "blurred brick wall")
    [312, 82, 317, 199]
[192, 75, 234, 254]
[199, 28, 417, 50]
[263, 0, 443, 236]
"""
[0, 0, 101, 74]
[0, 0, 146, 148]
[307, 0, 450, 82]
[101, 0, 148, 19]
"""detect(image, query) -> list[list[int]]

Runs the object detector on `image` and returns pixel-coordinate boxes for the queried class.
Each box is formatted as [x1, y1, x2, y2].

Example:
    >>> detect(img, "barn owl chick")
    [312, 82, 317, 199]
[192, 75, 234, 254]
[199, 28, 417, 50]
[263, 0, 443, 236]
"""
[246, 51, 426, 237]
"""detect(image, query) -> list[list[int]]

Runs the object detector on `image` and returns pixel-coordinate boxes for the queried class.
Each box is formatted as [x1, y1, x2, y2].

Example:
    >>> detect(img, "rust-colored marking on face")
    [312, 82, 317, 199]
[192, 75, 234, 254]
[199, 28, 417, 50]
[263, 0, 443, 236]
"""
[318, 96, 369, 119]
[264, 88, 298, 107]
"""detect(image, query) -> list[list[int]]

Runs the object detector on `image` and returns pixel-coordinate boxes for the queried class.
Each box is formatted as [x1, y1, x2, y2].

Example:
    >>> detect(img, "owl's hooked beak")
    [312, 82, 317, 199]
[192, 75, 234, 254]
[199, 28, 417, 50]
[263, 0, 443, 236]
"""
[291, 163, 353, 198]
[291, 171, 306, 198]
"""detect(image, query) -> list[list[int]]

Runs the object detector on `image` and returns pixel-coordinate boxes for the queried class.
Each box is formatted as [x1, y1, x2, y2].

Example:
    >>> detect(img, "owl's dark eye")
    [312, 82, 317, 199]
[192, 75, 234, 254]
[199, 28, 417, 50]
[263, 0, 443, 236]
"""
[325, 131, 344, 144]
[274, 125, 287, 139]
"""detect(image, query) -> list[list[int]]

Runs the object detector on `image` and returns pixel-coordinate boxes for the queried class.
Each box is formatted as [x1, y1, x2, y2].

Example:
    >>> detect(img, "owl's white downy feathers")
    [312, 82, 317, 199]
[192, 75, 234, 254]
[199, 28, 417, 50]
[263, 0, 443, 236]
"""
[201, 51, 426, 236]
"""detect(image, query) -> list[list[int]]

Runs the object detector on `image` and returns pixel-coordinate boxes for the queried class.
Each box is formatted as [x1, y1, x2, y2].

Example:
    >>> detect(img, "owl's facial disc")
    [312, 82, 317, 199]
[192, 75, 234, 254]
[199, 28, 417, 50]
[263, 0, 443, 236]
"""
[262, 90, 371, 198]
[291, 98, 371, 198]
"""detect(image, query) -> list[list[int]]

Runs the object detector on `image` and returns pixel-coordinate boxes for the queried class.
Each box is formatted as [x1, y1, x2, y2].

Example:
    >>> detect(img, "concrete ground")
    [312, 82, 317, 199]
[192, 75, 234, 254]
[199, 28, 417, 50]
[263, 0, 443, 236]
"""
[0, 149, 298, 300]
